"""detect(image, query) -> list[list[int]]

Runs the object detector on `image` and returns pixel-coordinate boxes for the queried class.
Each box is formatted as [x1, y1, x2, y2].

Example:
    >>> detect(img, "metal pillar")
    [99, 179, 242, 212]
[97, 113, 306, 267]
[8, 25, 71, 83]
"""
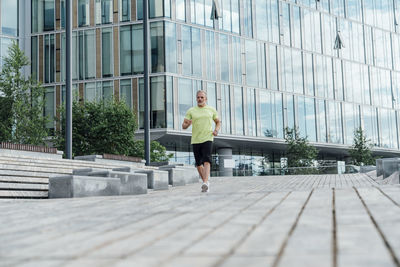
[143, 0, 150, 165]
[65, 0, 72, 159]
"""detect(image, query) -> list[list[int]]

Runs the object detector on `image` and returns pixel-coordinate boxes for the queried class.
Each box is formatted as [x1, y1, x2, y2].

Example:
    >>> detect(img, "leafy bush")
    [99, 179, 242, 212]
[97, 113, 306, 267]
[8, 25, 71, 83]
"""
[55, 99, 172, 162]
[0, 41, 48, 145]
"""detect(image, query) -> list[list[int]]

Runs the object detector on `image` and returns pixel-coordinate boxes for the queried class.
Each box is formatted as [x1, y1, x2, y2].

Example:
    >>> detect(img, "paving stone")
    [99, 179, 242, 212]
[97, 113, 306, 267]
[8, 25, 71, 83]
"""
[2, 174, 400, 267]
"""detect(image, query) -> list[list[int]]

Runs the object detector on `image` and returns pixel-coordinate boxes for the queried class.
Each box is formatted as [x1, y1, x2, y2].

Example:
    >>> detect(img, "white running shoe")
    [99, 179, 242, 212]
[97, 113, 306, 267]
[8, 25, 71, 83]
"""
[201, 182, 209, 193]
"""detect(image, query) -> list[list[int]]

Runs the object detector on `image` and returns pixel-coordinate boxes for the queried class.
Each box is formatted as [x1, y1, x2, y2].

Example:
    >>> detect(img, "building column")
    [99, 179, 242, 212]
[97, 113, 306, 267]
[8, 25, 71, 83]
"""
[217, 147, 233, 177]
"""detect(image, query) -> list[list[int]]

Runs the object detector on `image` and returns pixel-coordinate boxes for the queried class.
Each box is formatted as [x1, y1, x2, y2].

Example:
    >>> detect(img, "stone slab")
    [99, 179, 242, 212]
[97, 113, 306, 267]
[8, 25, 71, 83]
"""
[382, 158, 400, 179]
[159, 167, 186, 186]
[74, 155, 145, 168]
[0, 148, 63, 159]
[72, 169, 147, 195]
[48, 175, 121, 198]
[159, 166, 199, 184]
[135, 169, 169, 190]
[376, 159, 383, 177]
[360, 165, 376, 173]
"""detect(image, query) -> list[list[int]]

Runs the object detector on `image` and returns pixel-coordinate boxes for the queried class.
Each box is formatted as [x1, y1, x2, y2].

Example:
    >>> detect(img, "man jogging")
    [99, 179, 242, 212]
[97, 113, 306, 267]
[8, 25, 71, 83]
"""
[182, 90, 221, 193]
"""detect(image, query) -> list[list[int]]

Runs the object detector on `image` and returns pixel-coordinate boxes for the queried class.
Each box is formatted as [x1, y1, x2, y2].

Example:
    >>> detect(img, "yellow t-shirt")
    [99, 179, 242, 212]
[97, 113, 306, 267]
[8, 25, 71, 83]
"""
[185, 105, 218, 144]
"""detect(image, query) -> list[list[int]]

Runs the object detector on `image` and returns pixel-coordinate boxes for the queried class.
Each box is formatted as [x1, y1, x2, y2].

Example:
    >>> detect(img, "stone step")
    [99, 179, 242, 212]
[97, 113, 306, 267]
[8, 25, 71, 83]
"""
[0, 169, 69, 178]
[0, 155, 131, 170]
[0, 176, 48, 184]
[0, 190, 48, 198]
[0, 163, 71, 174]
[0, 157, 118, 170]
[0, 182, 48, 191]
[0, 159, 100, 171]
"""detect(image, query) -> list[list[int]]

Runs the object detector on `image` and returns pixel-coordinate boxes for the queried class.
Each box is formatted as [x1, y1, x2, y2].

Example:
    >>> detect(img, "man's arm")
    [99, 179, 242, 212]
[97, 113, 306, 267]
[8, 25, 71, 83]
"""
[213, 118, 221, 136]
[182, 118, 192, 129]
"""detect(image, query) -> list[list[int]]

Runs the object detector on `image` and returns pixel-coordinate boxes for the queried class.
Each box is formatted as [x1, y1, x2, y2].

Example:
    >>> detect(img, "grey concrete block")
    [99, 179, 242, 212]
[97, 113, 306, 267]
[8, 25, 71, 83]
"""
[49, 175, 120, 198]
[72, 168, 108, 175]
[376, 159, 383, 177]
[112, 167, 131, 172]
[159, 166, 200, 184]
[382, 159, 400, 179]
[72, 169, 147, 195]
[159, 167, 186, 186]
[360, 165, 376, 173]
[135, 169, 169, 190]
[108, 172, 147, 195]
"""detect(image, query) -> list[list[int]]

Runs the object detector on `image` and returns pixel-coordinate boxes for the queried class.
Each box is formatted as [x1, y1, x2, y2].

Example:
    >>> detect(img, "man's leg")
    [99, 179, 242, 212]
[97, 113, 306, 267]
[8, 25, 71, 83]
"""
[196, 165, 206, 182]
[203, 162, 210, 184]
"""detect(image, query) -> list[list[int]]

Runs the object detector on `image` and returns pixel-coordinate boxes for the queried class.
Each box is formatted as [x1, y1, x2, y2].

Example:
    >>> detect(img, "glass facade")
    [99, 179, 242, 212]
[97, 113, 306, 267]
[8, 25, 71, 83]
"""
[26, 0, 400, 173]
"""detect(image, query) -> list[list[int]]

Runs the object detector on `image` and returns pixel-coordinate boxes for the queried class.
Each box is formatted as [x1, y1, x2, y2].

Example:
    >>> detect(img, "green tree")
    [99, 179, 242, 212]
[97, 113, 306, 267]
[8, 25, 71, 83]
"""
[55, 98, 172, 162]
[130, 140, 173, 162]
[0, 41, 48, 145]
[349, 127, 375, 166]
[284, 127, 318, 174]
[55, 99, 137, 156]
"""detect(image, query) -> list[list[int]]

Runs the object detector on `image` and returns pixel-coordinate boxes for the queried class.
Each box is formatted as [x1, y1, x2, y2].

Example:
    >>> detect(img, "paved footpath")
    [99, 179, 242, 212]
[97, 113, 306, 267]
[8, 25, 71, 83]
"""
[1, 173, 399, 267]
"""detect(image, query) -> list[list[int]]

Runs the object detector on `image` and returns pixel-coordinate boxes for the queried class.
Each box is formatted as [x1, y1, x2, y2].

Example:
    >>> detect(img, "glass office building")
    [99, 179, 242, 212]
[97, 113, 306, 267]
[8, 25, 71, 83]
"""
[22, 0, 400, 174]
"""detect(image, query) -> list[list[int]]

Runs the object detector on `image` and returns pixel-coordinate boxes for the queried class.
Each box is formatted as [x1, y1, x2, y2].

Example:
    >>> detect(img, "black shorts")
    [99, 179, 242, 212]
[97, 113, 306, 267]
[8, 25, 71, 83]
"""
[192, 141, 213, 167]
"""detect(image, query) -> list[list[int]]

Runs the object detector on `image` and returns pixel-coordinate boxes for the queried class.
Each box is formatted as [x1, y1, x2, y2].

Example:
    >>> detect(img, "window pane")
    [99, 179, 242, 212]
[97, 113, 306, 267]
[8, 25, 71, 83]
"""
[165, 22, 177, 73]
[246, 40, 257, 87]
[78, 0, 89, 27]
[151, 76, 166, 128]
[232, 36, 241, 84]
[176, 0, 186, 21]
[219, 34, 229, 82]
[102, 81, 113, 101]
[192, 27, 202, 77]
[120, 79, 132, 109]
[84, 30, 95, 79]
[31, 36, 38, 80]
[44, 34, 55, 83]
[221, 84, 231, 134]
[181, 26, 192, 75]
[44, 0, 55, 31]
[247, 88, 256, 136]
[207, 82, 217, 108]
[151, 22, 164, 72]
[1, 0, 18, 36]
[222, 0, 231, 32]
[120, 0, 130, 21]
[234, 86, 243, 135]
[242, 0, 252, 37]
[150, 0, 164, 18]
[85, 82, 96, 102]
[268, 45, 278, 90]
[178, 78, 193, 126]
[205, 30, 216, 80]
[44, 87, 55, 129]
[120, 26, 132, 75]
[166, 76, 174, 128]
[317, 100, 327, 142]
[133, 25, 144, 74]
[102, 28, 113, 77]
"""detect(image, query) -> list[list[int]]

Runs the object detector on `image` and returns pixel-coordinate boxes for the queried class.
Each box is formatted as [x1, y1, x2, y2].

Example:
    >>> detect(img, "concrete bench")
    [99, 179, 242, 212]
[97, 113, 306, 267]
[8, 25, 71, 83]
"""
[376, 158, 400, 179]
[72, 169, 147, 195]
[158, 167, 186, 186]
[158, 165, 200, 185]
[49, 175, 121, 198]
[134, 169, 169, 190]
